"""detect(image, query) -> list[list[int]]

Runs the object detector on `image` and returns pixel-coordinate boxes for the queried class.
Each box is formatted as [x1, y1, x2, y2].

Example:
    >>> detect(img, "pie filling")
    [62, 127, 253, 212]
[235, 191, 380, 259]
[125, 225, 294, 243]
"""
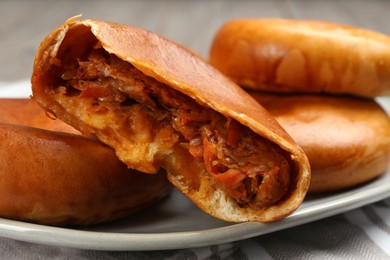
[50, 44, 291, 209]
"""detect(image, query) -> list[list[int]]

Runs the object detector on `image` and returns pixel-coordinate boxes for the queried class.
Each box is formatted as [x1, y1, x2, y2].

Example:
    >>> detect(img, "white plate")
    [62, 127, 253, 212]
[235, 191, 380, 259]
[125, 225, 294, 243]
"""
[0, 83, 389, 251]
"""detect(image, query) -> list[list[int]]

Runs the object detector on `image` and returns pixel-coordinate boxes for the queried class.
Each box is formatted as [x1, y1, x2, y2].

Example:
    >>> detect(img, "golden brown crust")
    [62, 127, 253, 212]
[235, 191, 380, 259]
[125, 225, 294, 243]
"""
[31, 16, 310, 222]
[0, 98, 79, 134]
[0, 98, 171, 226]
[209, 19, 390, 97]
[250, 92, 390, 192]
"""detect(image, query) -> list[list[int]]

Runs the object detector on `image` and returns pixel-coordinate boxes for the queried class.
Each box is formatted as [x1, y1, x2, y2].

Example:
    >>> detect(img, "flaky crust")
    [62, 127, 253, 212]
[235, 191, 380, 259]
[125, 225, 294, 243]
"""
[209, 19, 390, 97]
[250, 93, 390, 192]
[32, 16, 310, 222]
[0, 98, 171, 226]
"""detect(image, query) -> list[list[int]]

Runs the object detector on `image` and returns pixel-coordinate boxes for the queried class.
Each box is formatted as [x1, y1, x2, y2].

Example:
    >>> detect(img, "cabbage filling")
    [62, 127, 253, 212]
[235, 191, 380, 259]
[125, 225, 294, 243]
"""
[52, 46, 291, 209]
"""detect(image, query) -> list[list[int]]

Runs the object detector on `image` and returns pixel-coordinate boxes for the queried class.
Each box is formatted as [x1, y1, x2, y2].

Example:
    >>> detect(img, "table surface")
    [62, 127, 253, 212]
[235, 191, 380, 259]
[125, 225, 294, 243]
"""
[0, 1, 390, 259]
[1, 0, 390, 82]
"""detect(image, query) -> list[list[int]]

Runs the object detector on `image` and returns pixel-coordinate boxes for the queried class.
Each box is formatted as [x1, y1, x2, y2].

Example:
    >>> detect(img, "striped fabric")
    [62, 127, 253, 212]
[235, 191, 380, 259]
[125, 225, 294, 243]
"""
[185, 198, 390, 260]
[2, 198, 390, 259]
